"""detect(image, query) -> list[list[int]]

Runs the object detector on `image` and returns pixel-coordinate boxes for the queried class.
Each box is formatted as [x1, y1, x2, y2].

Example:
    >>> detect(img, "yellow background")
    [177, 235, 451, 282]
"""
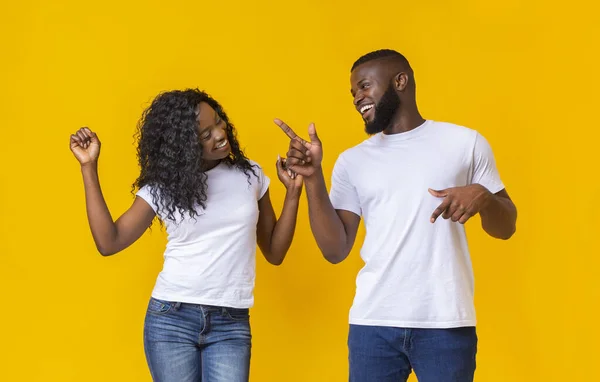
[1, 0, 598, 381]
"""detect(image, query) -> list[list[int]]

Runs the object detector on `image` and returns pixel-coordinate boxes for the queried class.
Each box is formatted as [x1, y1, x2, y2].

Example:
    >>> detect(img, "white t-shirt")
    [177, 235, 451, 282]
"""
[329, 120, 504, 328]
[136, 160, 270, 308]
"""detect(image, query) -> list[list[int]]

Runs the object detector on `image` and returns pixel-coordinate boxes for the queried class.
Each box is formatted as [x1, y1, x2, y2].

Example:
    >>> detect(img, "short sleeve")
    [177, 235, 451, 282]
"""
[329, 155, 362, 216]
[136, 185, 159, 213]
[470, 132, 505, 194]
[255, 162, 270, 199]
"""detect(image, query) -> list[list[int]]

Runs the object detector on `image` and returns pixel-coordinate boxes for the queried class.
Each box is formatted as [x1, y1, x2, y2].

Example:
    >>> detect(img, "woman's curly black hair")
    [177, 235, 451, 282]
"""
[132, 88, 257, 223]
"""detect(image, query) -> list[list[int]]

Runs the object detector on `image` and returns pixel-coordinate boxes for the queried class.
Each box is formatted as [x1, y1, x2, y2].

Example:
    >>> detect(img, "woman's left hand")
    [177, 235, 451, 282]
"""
[276, 155, 303, 197]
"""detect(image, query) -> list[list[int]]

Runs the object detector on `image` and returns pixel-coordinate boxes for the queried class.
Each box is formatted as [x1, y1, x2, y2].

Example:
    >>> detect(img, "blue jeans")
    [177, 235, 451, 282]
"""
[143, 297, 251, 382]
[348, 325, 477, 382]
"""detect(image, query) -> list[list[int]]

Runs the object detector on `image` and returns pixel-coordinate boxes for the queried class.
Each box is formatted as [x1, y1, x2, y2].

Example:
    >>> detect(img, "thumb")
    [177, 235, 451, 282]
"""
[428, 188, 449, 197]
[308, 123, 320, 144]
[90, 132, 101, 145]
[276, 155, 283, 170]
[276, 155, 288, 173]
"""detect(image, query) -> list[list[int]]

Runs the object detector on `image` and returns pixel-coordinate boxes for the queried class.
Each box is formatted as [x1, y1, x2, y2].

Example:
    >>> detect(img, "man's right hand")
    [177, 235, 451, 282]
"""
[274, 118, 322, 178]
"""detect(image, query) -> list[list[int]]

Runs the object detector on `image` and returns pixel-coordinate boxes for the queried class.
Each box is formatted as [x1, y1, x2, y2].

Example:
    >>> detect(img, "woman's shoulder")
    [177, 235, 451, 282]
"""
[220, 158, 266, 181]
[244, 158, 260, 167]
[240, 158, 269, 190]
[235, 158, 264, 175]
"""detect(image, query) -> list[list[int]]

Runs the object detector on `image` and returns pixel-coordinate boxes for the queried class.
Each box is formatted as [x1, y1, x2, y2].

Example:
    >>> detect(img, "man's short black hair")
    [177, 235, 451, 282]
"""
[351, 49, 411, 72]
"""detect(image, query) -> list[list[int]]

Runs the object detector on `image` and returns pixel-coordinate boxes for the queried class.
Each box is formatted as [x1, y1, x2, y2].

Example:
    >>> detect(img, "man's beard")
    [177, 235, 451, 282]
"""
[364, 82, 401, 135]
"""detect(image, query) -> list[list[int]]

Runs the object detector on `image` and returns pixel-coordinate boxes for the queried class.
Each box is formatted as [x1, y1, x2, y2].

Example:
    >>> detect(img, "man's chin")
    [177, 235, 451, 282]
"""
[365, 122, 386, 135]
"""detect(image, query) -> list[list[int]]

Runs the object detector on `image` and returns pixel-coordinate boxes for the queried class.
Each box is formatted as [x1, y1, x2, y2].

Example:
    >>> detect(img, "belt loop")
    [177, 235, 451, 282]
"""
[174, 302, 182, 310]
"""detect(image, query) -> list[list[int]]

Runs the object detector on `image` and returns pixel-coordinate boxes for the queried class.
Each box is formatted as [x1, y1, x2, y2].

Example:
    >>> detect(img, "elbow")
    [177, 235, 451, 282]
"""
[498, 207, 518, 240]
[97, 245, 117, 257]
[496, 224, 516, 240]
[267, 255, 284, 266]
[325, 256, 343, 265]
[321, 242, 350, 264]
[483, 216, 516, 240]
[502, 226, 516, 240]
[323, 251, 347, 264]
[264, 250, 285, 266]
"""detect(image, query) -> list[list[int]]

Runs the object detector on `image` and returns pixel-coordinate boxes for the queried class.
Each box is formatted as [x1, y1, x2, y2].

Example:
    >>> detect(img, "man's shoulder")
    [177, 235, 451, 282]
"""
[429, 120, 478, 138]
[336, 135, 379, 162]
[423, 120, 485, 153]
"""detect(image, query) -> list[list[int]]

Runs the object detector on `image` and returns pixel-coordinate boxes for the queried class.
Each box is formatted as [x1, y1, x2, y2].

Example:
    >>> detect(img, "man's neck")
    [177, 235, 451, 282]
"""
[383, 107, 425, 135]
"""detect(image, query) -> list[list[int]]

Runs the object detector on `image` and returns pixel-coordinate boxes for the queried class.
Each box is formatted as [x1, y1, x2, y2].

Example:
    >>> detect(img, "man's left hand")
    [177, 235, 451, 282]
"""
[429, 184, 493, 224]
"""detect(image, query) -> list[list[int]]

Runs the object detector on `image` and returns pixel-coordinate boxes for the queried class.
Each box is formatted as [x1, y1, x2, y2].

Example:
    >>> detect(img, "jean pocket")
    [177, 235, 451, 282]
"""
[147, 297, 173, 315]
[224, 307, 250, 321]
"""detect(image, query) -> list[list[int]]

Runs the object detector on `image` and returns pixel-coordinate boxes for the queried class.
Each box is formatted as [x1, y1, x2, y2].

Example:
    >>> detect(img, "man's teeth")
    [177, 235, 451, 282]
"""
[360, 104, 374, 114]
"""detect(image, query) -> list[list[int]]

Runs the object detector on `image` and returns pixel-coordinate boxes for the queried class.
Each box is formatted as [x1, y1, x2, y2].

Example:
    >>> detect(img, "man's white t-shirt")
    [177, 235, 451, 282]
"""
[136, 160, 270, 309]
[329, 120, 504, 328]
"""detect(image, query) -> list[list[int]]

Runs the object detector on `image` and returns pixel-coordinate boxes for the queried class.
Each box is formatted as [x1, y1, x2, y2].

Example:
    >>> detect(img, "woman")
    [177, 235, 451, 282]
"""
[69, 88, 302, 382]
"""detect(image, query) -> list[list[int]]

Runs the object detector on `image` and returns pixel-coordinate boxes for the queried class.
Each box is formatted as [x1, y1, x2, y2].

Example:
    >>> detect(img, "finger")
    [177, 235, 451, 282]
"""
[276, 155, 286, 173]
[76, 131, 88, 148]
[274, 118, 311, 149]
[277, 155, 296, 178]
[285, 156, 306, 169]
[290, 139, 312, 160]
[274, 118, 300, 141]
[428, 188, 449, 198]
[430, 198, 451, 223]
[285, 145, 310, 164]
[76, 130, 87, 142]
[82, 127, 99, 143]
[289, 140, 311, 162]
[77, 131, 90, 148]
[80, 129, 92, 148]
[289, 139, 307, 151]
[70, 134, 81, 146]
[88, 130, 100, 144]
[307, 122, 321, 144]
[443, 202, 458, 220]
[458, 210, 475, 224]
[287, 148, 309, 163]
[451, 206, 467, 222]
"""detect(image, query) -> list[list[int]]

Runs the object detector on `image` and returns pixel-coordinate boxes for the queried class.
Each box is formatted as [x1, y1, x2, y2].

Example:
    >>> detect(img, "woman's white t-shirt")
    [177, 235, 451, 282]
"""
[136, 160, 270, 309]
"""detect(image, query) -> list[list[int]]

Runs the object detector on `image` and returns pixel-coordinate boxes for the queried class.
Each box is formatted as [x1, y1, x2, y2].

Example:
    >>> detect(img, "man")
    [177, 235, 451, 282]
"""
[275, 49, 517, 382]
